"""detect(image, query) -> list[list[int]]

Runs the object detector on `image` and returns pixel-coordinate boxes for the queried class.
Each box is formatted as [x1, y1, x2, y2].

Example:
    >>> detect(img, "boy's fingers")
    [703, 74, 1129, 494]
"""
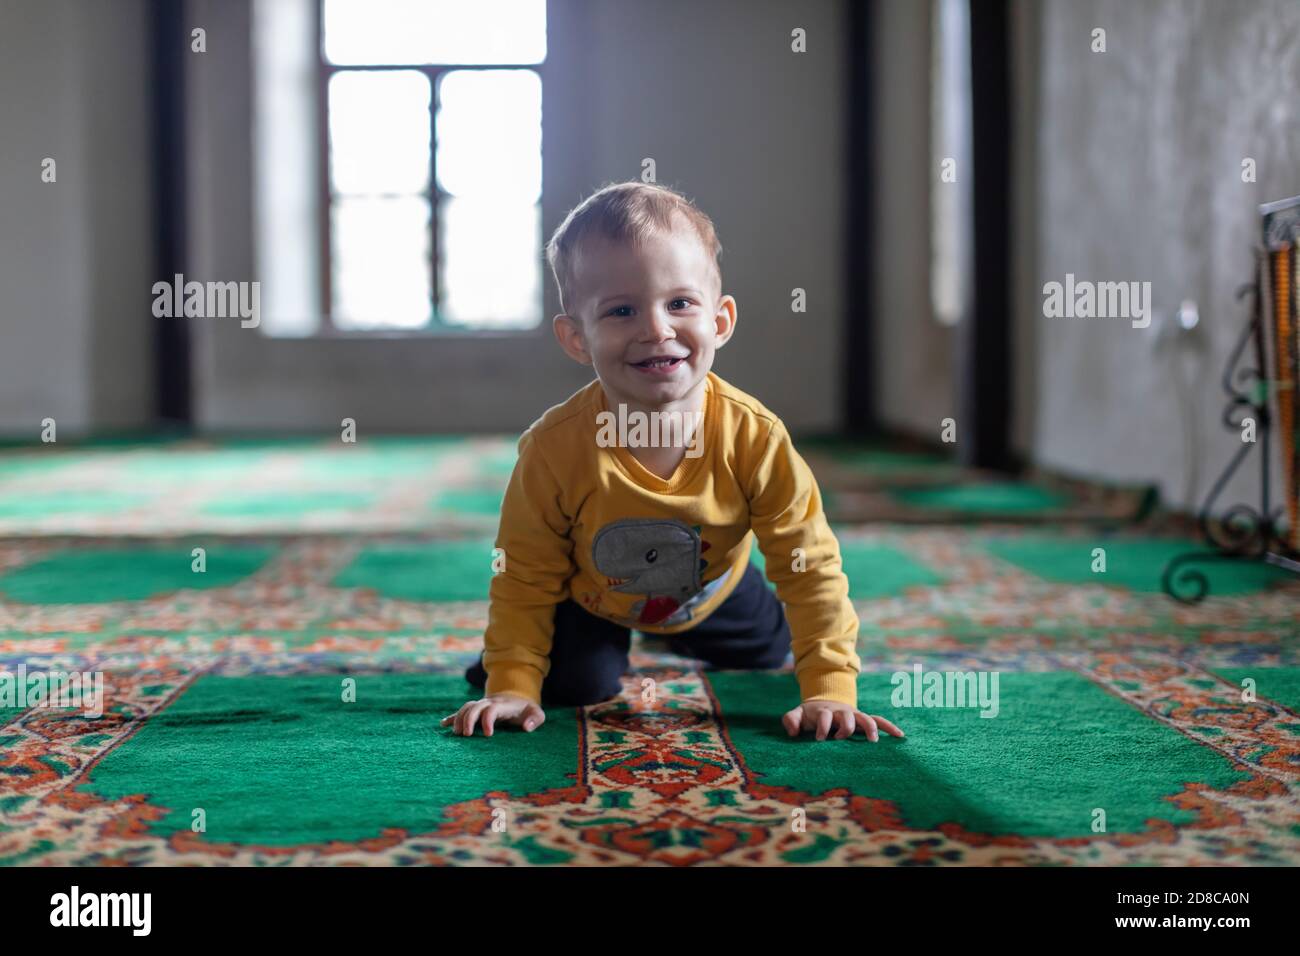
[463, 701, 490, 737]
[459, 704, 479, 736]
[835, 711, 854, 739]
[522, 704, 546, 732]
[854, 712, 879, 741]
[857, 711, 880, 741]
[871, 714, 905, 737]
[782, 707, 803, 737]
[815, 708, 833, 741]
[482, 704, 499, 737]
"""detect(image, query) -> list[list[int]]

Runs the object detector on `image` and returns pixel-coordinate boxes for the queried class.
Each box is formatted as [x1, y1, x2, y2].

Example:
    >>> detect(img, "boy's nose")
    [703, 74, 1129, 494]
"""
[639, 310, 675, 340]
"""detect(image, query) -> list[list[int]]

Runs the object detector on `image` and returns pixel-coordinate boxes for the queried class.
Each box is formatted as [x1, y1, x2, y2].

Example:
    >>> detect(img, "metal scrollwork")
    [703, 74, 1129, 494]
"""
[1161, 251, 1298, 604]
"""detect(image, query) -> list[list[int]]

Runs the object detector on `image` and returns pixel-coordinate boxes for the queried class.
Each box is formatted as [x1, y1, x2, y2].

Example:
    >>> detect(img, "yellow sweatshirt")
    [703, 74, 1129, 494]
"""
[482, 371, 861, 707]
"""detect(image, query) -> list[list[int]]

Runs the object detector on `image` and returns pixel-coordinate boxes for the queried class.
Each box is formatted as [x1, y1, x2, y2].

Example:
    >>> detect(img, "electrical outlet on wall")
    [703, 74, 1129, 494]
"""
[1152, 299, 1203, 351]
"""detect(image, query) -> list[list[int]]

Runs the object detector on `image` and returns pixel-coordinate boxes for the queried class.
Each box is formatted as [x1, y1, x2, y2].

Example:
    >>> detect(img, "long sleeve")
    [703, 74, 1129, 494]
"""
[481, 429, 575, 704]
[746, 420, 861, 706]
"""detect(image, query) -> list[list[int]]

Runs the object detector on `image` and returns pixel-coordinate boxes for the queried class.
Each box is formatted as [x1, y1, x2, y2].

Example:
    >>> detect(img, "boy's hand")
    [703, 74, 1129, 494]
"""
[783, 698, 905, 742]
[440, 693, 546, 737]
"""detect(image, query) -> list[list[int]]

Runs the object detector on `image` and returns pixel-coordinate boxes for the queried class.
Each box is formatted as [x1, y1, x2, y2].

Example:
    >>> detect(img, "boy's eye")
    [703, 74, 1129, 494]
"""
[605, 301, 692, 316]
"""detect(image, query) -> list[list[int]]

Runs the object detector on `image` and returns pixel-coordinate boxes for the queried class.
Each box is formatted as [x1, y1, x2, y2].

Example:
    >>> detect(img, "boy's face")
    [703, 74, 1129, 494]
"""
[553, 222, 736, 411]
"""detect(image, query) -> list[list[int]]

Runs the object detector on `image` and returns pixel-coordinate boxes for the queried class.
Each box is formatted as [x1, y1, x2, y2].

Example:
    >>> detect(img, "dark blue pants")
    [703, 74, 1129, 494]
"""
[465, 562, 792, 707]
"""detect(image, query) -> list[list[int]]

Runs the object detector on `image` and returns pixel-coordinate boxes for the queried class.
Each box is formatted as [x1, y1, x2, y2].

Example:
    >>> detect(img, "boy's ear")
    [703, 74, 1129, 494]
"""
[713, 295, 738, 348]
[552, 313, 593, 365]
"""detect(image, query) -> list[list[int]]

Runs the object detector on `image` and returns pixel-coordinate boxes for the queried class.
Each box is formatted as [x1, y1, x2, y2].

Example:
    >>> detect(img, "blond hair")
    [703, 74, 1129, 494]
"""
[545, 181, 722, 316]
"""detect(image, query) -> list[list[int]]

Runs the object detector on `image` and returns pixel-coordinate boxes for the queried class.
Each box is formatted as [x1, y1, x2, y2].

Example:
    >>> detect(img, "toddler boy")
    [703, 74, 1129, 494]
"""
[442, 181, 903, 744]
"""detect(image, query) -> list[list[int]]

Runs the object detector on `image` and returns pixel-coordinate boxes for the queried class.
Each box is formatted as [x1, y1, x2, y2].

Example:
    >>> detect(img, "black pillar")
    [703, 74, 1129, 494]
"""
[962, 0, 1013, 469]
[150, 0, 192, 426]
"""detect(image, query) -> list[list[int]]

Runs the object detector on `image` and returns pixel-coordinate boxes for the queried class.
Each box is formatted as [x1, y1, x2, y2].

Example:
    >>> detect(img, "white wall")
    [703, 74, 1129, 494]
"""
[871, 0, 957, 440]
[1025, 0, 1300, 510]
[584, 0, 847, 432]
[868, 0, 1298, 514]
[0, 0, 154, 437]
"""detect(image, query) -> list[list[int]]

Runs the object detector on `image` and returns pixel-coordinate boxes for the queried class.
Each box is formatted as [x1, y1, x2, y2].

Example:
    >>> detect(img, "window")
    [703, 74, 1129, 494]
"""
[262, 0, 546, 334]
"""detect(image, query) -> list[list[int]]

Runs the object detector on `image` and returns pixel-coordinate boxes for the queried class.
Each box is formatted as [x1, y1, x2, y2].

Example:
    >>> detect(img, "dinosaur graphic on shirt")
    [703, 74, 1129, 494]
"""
[590, 518, 716, 626]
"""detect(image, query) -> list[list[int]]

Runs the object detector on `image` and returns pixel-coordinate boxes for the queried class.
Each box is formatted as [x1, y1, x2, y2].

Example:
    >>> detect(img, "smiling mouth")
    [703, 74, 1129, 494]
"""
[630, 356, 687, 371]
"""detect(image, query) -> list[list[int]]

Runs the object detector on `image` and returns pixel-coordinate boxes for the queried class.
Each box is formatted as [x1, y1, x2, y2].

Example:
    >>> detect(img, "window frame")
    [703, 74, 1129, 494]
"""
[313, 0, 545, 336]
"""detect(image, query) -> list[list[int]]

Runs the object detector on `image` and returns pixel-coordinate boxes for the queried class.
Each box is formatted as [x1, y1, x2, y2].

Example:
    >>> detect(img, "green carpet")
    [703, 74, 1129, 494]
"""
[986, 535, 1294, 594]
[334, 539, 496, 602]
[892, 483, 1071, 514]
[0, 545, 276, 604]
[710, 671, 1250, 837]
[1, 436, 1297, 866]
[84, 674, 577, 849]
